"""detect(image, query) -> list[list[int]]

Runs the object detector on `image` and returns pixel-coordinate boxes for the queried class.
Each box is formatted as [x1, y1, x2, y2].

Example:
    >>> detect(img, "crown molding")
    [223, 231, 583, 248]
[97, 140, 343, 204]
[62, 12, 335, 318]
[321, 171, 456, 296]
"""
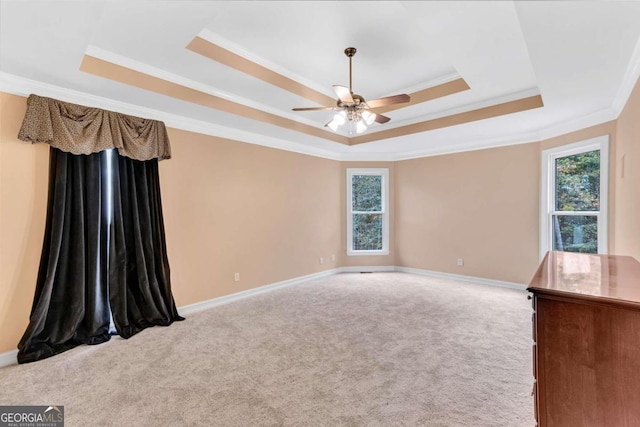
[535, 107, 617, 142]
[81, 48, 542, 148]
[0, 72, 342, 161]
[196, 29, 335, 98]
[85, 45, 325, 130]
[393, 131, 540, 161]
[393, 106, 617, 161]
[339, 151, 397, 162]
[189, 34, 469, 121]
[78, 46, 631, 153]
[612, 35, 640, 115]
[1, 69, 632, 163]
[372, 87, 542, 132]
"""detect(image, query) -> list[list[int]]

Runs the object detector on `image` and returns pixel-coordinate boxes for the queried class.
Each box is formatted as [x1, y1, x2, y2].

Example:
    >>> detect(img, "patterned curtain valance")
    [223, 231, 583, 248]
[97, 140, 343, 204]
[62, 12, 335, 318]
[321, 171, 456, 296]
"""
[18, 94, 171, 161]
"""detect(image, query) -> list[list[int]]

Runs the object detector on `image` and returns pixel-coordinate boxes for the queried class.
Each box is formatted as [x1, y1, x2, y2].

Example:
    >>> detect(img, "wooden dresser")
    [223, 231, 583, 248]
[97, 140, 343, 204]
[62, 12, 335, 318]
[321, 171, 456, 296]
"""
[528, 251, 640, 426]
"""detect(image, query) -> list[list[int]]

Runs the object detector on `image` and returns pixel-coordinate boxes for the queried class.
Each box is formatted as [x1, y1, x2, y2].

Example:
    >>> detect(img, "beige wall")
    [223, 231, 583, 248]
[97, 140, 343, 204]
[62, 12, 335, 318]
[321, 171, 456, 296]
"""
[615, 78, 640, 260]
[0, 93, 49, 354]
[338, 161, 396, 268]
[0, 92, 342, 353]
[394, 120, 619, 285]
[1, 77, 639, 354]
[395, 143, 540, 284]
[161, 130, 341, 307]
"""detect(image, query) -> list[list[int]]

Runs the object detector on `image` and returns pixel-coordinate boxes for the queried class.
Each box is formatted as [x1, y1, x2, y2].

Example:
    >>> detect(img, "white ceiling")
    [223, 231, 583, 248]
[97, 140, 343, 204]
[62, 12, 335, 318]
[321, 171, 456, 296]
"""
[1, 1, 640, 160]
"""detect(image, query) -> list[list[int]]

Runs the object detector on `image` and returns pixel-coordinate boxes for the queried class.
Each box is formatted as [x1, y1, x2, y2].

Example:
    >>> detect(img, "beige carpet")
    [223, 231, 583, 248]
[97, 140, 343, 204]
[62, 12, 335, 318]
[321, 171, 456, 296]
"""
[0, 272, 534, 426]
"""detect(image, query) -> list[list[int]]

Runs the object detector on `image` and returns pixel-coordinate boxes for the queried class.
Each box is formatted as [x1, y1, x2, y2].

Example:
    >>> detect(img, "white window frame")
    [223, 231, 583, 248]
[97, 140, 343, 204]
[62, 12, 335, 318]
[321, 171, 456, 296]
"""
[346, 168, 389, 256]
[539, 135, 609, 260]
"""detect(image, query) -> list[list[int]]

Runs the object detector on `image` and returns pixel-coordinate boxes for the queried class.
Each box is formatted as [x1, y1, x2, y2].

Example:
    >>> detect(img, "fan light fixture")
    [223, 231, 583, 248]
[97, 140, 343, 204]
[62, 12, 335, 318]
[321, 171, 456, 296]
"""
[292, 47, 411, 135]
[325, 48, 373, 134]
[328, 107, 375, 134]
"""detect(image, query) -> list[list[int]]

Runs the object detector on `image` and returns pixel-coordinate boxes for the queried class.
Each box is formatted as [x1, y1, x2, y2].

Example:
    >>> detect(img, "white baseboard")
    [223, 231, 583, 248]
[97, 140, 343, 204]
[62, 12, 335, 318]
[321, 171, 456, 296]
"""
[179, 265, 397, 316]
[395, 266, 527, 291]
[0, 349, 18, 368]
[179, 268, 341, 316]
[338, 265, 396, 273]
[172, 265, 527, 317]
[0, 265, 524, 369]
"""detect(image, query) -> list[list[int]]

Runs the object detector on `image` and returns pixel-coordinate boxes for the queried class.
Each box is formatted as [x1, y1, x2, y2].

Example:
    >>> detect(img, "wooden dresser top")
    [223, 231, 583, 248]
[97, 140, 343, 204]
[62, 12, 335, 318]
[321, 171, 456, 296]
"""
[527, 251, 640, 308]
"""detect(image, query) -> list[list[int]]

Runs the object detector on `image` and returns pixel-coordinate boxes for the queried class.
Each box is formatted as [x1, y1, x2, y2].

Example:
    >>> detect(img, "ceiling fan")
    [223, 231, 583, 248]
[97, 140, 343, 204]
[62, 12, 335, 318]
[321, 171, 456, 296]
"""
[292, 47, 411, 134]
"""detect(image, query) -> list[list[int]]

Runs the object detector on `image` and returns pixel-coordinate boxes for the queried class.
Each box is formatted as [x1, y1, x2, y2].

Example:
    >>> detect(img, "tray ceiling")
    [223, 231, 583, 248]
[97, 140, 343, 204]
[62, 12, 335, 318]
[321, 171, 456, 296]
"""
[1, 1, 639, 160]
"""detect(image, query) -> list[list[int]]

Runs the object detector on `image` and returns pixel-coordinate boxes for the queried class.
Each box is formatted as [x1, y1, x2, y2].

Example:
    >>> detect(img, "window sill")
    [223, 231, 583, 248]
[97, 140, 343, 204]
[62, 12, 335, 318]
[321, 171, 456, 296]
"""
[347, 250, 389, 257]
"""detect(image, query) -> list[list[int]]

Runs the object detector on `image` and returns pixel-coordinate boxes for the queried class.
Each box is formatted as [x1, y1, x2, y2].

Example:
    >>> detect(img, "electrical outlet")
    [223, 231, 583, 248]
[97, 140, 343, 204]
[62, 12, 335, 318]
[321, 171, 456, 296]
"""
[457, 258, 464, 267]
[331, 254, 336, 262]
[319, 257, 324, 265]
[234, 272, 240, 282]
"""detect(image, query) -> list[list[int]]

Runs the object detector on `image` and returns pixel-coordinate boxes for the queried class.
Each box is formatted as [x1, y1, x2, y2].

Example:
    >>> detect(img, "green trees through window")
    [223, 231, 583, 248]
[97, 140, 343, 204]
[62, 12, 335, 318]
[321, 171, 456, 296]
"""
[555, 150, 600, 211]
[352, 175, 383, 250]
[347, 169, 388, 255]
[553, 150, 600, 253]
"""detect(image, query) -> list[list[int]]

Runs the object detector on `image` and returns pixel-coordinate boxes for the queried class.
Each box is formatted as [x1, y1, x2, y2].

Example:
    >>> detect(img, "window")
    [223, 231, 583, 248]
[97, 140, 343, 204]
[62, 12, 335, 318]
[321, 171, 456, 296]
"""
[540, 136, 608, 260]
[346, 168, 389, 256]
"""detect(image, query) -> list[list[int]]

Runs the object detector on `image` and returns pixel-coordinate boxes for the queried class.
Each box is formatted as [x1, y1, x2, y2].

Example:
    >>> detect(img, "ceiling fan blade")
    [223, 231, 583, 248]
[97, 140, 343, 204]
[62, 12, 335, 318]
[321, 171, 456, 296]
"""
[374, 113, 391, 124]
[292, 106, 335, 111]
[366, 94, 411, 109]
[332, 85, 354, 103]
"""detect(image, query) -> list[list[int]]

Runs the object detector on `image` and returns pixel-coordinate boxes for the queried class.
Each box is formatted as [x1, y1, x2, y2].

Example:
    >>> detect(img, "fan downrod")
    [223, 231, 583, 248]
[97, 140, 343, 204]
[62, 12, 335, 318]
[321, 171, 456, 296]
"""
[344, 47, 357, 93]
[291, 46, 409, 129]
